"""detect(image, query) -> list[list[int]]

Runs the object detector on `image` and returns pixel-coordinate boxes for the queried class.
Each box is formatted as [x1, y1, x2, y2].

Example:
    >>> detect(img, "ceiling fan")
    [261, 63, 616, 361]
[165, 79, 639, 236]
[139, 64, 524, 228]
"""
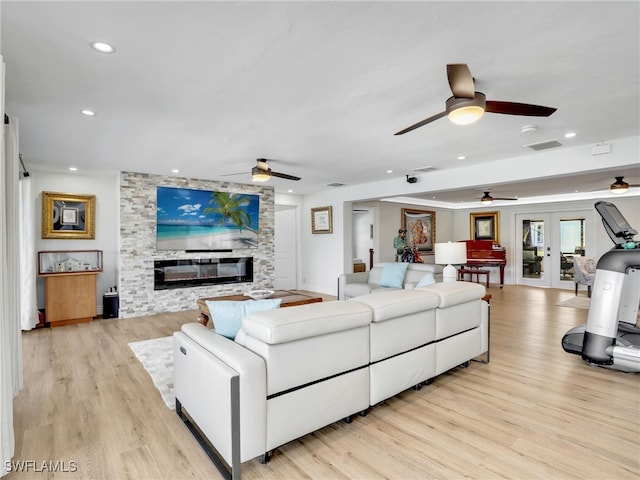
[479, 192, 518, 205]
[609, 176, 640, 194]
[395, 64, 557, 135]
[222, 158, 301, 182]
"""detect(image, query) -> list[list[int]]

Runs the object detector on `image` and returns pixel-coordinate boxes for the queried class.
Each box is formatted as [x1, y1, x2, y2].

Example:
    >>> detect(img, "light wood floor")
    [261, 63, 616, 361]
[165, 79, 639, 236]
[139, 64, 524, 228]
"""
[10, 286, 640, 479]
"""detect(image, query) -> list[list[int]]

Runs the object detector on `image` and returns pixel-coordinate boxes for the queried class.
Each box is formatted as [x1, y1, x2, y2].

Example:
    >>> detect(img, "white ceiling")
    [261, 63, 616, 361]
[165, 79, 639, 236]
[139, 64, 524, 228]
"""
[2, 1, 639, 205]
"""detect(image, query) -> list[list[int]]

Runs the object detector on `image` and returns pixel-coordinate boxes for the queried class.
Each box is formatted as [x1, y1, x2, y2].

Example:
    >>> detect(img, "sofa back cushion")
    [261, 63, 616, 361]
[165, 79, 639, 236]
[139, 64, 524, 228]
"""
[403, 263, 443, 287]
[415, 281, 486, 340]
[240, 301, 372, 345]
[416, 273, 436, 287]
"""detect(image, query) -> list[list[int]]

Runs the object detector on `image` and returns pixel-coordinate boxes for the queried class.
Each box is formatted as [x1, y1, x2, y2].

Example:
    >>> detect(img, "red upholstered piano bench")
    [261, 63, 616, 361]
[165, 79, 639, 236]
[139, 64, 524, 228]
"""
[458, 267, 490, 288]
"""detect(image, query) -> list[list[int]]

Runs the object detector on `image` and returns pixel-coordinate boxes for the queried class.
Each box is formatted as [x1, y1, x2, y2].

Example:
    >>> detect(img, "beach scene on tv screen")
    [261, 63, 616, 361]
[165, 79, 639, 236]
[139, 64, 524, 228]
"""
[156, 186, 259, 250]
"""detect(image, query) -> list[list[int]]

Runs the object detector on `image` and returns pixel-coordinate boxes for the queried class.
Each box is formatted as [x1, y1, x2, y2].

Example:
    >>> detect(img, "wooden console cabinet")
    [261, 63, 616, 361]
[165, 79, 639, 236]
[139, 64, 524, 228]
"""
[38, 250, 103, 327]
[44, 272, 98, 327]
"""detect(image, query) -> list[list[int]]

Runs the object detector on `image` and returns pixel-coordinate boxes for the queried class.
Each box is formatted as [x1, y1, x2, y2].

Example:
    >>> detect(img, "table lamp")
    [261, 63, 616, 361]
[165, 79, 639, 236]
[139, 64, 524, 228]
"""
[434, 241, 467, 282]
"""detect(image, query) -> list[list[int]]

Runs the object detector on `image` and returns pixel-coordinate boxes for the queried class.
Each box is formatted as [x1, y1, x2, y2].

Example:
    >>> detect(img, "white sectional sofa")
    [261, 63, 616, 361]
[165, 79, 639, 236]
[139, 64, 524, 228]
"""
[173, 281, 488, 479]
[338, 262, 444, 300]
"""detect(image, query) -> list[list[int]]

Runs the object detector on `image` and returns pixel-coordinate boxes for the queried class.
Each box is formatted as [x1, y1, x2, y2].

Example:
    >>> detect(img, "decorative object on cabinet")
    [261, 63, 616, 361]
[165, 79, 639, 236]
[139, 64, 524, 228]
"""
[470, 211, 500, 243]
[38, 250, 103, 327]
[401, 208, 435, 251]
[41, 191, 96, 239]
[38, 250, 103, 275]
[311, 206, 333, 234]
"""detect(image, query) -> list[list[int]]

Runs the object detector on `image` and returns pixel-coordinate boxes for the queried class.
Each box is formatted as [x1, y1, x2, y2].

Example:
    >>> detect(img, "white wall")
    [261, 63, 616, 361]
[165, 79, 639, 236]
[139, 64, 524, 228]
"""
[32, 170, 120, 314]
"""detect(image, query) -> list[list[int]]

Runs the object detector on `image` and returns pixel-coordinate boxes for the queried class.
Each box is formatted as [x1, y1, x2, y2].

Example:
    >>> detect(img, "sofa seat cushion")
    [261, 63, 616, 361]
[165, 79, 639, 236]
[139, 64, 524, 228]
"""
[349, 288, 440, 323]
[241, 301, 372, 345]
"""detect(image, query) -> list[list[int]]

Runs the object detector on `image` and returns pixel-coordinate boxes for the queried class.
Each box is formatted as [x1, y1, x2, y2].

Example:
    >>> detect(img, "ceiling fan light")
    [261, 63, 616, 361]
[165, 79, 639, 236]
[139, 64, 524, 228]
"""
[251, 166, 270, 182]
[448, 105, 485, 125]
[480, 192, 494, 205]
[610, 176, 629, 194]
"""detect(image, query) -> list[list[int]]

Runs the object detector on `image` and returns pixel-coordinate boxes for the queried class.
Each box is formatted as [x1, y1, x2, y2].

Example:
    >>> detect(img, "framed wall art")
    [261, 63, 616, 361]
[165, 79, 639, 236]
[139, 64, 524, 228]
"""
[311, 206, 333, 234]
[401, 208, 435, 251]
[42, 191, 96, 240]
[470, 211, 500, 243]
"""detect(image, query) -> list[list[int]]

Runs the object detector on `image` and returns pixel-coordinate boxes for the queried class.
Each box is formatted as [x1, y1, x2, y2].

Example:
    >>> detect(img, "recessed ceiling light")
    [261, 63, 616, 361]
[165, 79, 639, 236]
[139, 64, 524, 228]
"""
[91, 42, 115, 54]
[457, 155, 466, 160]
[171, 169, 179, 173]
[69, 167, 78, 172]
[564, 132, 577, 138]
[386, 170, 393, 174]
[287, 189, 293, 193]
[81, 109, 96, 116]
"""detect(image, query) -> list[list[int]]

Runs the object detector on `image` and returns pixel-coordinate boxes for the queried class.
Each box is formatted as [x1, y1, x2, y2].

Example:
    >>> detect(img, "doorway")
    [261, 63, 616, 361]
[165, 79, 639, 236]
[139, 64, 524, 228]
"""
[274, 205, 297, 290]
[516, 210, 594, 289]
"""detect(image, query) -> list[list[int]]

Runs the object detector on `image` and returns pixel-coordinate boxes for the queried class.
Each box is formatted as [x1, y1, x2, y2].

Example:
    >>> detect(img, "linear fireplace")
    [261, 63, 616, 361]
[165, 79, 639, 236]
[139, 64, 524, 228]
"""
[154, 257, 253, 290]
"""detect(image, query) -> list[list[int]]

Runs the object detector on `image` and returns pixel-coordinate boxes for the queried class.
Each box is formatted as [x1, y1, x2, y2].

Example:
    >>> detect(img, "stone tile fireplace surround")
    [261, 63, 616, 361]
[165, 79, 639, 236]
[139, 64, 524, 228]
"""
[119, 172, 275, 318]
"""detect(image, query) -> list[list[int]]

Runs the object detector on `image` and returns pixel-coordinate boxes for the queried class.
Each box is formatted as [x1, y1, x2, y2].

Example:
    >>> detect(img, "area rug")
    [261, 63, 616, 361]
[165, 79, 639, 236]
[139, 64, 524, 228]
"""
[128, 336, 174, 410]
[557, 296, 590, 309]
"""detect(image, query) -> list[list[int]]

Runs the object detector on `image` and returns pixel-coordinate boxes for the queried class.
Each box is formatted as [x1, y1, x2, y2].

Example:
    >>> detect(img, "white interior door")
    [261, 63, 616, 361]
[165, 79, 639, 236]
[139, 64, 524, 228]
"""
[274, 206, 297, 290]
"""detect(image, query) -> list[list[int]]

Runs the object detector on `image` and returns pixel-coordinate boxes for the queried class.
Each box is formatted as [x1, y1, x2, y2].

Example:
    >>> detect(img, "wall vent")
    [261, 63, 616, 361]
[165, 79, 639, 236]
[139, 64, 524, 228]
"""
[524, 139, 563, 151]
[413, 166, 437, 173]
[326, 182, 345, 187]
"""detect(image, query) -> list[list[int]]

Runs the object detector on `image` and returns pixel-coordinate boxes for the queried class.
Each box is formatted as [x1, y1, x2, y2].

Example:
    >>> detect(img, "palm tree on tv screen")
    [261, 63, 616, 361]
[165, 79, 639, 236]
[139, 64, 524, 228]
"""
[203, 191, 254, 232]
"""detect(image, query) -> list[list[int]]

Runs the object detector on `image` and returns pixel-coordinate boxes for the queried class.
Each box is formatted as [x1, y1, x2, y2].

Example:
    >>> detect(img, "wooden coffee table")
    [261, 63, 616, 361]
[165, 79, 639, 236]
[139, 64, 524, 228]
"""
[197, 290, 323, 327]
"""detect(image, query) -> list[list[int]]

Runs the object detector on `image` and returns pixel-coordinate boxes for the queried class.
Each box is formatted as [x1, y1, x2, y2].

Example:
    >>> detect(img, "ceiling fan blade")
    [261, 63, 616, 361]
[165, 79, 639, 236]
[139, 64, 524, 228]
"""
[485, 100, 557, 117]
[493, 197, 518, 201]
[220, 171, 247, 177]
[271, 171, 301, 181]
[447, 64, 475, 98]
[394, 111, 447, 135]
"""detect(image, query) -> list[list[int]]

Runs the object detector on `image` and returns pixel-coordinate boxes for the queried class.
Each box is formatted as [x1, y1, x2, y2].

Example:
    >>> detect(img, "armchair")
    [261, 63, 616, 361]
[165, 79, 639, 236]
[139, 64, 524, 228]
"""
[522, 248, 541, 275]
[573, 256, 597, 297]
[560, 254, 574, 278]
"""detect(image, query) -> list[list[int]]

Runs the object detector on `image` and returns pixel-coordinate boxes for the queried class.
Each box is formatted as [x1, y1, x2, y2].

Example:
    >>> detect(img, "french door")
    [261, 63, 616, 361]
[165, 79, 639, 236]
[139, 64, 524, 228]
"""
[516, 210, 594, 289]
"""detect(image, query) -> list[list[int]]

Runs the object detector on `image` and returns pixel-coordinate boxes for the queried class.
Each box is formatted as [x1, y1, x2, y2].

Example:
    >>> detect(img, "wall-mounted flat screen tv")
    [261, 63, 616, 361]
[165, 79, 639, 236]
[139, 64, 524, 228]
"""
[156, 186, 259, 250]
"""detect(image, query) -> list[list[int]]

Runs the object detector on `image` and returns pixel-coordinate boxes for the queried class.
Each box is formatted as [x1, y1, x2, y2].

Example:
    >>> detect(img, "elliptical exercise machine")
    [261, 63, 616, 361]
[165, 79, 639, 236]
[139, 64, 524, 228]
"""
[562, 201, 640, 372]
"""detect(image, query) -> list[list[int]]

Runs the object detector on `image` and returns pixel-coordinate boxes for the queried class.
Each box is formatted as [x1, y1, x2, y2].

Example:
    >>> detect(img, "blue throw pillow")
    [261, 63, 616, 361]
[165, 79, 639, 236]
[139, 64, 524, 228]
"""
[379, 262, 409, 288]
[416, 273, 436, 287]
[205, 299, 282, 339]
[205, 301, 245, 339]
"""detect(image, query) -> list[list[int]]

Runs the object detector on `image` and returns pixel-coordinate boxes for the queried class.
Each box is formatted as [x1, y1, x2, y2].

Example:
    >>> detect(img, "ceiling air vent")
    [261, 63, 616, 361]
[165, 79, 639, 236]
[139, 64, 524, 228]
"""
[413, 166, 437, 173]
[524, 139, 563, 151]
[326, 182, 345, 187]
